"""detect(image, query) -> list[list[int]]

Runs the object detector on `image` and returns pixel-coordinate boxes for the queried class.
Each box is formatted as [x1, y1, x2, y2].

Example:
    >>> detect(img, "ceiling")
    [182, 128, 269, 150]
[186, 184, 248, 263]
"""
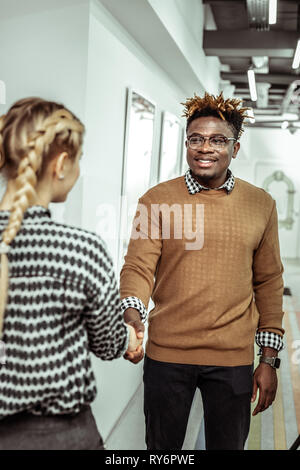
[203, 0, 300, 132]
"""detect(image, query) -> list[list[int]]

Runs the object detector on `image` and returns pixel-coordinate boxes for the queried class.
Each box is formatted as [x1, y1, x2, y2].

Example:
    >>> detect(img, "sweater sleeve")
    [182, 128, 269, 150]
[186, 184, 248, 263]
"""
[83, 237, 129, 360]
[120, 192, 162, 309]
[252, 200, 285, 337]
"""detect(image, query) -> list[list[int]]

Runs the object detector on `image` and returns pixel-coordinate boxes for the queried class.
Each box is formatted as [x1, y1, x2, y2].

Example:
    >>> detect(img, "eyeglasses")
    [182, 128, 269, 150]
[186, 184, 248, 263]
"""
[187, 135, 237, 150]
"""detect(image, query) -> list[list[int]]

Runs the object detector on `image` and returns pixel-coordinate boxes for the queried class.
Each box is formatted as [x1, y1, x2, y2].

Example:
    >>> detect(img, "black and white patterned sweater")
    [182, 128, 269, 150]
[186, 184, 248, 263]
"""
[0, 206, 129, 419]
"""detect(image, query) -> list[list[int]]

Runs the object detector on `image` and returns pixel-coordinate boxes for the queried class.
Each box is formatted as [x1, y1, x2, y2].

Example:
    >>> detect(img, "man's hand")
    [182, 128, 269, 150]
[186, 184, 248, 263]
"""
[124, 345, 145, 364]
[123, 307, 145, 364]
[251, 362, 278, 416]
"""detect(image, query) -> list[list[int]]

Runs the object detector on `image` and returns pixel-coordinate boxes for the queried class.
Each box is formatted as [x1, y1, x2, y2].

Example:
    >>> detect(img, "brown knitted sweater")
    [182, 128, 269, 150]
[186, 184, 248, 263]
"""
[120, 176, 284, 366]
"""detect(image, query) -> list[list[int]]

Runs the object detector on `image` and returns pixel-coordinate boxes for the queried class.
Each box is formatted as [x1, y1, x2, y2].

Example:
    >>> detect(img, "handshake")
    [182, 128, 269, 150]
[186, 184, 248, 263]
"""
[124, 307, 145, 364]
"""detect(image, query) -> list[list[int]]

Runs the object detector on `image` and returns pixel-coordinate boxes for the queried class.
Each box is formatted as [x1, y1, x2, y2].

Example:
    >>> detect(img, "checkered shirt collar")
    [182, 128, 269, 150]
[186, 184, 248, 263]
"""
[184, 168, 235, 195]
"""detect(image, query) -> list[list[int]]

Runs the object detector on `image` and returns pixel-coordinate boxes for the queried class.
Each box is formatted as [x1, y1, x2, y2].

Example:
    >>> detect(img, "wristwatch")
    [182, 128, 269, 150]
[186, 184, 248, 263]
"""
[259, 356, 281, 369]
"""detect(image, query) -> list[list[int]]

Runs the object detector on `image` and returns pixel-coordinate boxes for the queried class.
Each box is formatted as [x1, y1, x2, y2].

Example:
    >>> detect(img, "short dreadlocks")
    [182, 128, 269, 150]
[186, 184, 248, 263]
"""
[182, 92, 249, 140]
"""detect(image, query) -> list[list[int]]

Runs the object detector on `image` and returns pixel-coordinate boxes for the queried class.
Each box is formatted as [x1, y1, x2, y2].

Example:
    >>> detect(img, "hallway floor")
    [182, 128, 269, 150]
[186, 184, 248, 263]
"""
[105, 259, 300, 451]
[246, 258, 300, 450]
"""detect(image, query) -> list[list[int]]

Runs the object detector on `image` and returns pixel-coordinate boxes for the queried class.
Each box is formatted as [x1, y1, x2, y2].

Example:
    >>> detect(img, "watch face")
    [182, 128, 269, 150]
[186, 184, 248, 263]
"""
[274, 357, 281, 368]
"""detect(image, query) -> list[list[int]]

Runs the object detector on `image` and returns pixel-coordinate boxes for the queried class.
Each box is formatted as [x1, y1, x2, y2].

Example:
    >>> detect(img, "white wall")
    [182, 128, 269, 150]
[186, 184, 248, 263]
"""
[0, 0, 89, 117]
[230, 127, 300, 259]
[148, 0, 220, 94]
[0, 0, 90, 221]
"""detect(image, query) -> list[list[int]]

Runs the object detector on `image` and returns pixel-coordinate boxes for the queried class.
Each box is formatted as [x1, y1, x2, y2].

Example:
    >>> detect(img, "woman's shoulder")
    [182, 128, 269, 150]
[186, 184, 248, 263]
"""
[40, 220, 114, 284]
[48, 219, 109, 257]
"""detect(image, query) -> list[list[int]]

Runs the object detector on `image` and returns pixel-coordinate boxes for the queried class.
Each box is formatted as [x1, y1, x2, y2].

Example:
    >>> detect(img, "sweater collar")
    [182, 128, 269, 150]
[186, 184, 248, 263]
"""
[184, 168, 235, 195]
[0, 205, 51, 224]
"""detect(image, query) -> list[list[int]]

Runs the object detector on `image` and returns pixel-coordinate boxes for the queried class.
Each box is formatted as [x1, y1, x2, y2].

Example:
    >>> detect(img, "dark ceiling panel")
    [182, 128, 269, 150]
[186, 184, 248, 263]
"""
[221, 72, 299, 85]
[210, 3, 248, 30]
[204, 30, 299, 57]
[219, 57, 251, 69]
[271, 1, 299, 31]
[205, 0, 300, 120]
[269, 57, 296, 73]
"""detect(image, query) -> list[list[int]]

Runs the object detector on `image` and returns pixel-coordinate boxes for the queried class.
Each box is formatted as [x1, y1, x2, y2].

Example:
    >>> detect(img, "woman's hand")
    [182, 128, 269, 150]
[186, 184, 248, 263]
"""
[127, 324, 143, 351]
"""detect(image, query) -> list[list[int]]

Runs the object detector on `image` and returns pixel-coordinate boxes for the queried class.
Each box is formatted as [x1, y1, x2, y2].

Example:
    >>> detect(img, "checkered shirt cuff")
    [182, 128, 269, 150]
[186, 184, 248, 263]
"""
[120, 296, 148, 322]
[255, 331, 284, 355]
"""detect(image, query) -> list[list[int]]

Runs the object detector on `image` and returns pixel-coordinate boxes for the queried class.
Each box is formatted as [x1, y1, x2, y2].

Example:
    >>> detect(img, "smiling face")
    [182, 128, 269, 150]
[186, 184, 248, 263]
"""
[186, 116, 240, 189]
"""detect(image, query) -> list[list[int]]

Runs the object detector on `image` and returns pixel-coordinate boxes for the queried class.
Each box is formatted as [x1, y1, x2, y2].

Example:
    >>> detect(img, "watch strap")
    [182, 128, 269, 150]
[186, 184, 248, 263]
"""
[259, 356, 281, 369]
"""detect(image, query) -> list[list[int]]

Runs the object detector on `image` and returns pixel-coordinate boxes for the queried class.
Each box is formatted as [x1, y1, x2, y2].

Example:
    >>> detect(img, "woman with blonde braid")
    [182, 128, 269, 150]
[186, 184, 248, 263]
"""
[0, 97, 142, 450]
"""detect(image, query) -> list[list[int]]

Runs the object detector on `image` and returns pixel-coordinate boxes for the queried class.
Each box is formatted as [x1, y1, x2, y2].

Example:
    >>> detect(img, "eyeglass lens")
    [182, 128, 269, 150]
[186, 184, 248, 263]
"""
[188, 136, 229, 149]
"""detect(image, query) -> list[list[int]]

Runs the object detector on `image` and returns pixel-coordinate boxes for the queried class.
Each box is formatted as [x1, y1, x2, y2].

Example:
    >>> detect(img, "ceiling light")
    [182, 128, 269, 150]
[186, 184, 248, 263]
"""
[292, 39, 300, 69]
[247, 69, 257, 101]
[268, 0, 277, 25]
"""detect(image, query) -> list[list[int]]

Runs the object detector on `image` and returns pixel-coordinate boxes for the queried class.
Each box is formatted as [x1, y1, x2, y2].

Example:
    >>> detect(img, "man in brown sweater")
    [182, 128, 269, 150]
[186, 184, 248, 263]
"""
[120, 93, 284, 450]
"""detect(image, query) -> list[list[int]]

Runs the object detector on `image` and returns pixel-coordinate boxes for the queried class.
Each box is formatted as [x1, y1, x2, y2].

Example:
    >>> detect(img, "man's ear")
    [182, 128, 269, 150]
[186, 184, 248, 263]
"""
[232, 141, 240, 159]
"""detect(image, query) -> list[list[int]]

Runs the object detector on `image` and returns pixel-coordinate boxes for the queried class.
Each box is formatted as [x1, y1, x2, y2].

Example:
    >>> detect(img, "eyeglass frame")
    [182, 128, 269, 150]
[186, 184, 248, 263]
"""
[186, 135, 237, 150]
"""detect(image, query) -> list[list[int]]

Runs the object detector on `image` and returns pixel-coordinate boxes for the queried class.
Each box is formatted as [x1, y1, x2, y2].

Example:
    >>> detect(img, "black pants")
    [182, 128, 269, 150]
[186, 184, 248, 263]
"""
[0, 405, 105, 450]
[143, 356, 253, 450]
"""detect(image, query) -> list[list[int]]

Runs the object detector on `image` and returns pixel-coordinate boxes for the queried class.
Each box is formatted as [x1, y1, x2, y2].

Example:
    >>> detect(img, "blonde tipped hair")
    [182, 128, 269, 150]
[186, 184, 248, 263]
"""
[182, 92, 250, 139]
[0, 97, 84, 337]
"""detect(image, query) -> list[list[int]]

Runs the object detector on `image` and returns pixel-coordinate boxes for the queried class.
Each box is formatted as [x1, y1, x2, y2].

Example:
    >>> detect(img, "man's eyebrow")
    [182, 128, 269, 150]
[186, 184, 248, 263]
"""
[187, 132, 227, 138]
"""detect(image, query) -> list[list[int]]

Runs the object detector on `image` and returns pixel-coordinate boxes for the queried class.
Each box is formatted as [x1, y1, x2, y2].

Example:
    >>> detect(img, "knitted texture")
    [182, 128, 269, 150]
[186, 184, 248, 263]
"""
[120, 176, 284, 366]
[0, 206, 128, 418]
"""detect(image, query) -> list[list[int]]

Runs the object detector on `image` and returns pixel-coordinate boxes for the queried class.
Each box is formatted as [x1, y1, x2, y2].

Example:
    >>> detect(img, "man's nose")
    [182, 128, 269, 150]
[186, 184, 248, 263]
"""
[198, 140, 213, 152]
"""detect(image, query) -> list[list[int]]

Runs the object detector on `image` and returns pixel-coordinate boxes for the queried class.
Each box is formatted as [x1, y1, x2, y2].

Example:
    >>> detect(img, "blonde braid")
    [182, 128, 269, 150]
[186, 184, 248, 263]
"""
[2, 109, 82, 245]
[0, 106, 84, 338]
